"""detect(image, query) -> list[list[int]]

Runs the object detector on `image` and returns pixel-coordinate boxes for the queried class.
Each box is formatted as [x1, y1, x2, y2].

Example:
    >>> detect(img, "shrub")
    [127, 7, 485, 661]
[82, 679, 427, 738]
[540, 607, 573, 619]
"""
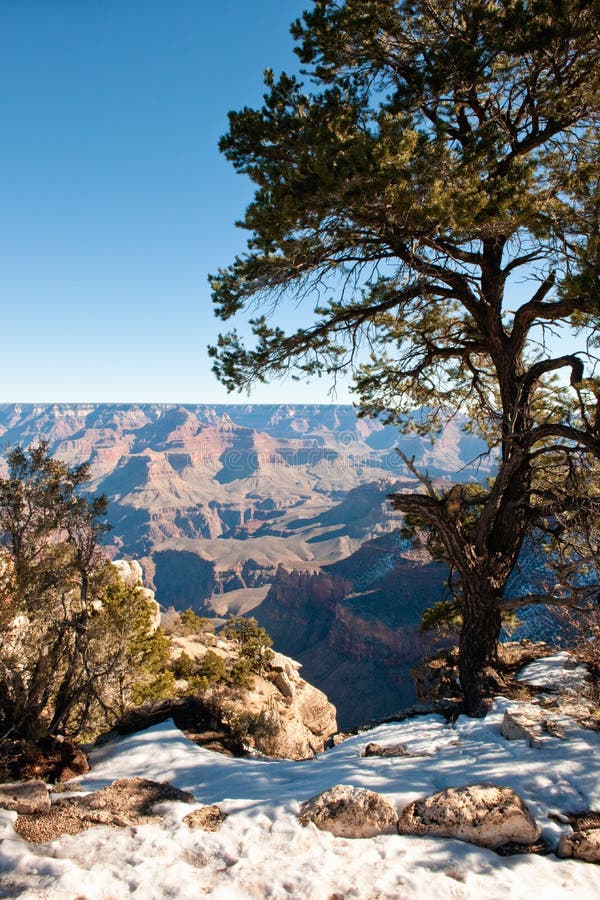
[220, 615, 274, 675]
[172, 651, 197, 680]
[228, 656, 256, 689]
[0, 443, 175, 741]
[196, 650, 226, 684]
[180, 608, 214, 635]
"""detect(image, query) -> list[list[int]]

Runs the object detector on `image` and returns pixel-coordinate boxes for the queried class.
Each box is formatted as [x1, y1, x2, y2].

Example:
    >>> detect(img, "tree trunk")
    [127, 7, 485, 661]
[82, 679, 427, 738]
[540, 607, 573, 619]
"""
[459, 588, 502, 716]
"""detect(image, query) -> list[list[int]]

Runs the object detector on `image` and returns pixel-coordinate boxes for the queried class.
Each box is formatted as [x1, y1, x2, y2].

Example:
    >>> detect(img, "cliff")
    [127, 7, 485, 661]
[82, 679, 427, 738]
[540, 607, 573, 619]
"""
[165, 617, 337, 759]
[255, 533, 451, 728]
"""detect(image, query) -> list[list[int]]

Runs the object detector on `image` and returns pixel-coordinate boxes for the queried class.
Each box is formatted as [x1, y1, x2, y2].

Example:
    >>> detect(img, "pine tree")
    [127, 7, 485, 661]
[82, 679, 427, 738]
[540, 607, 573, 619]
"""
[210, 0, 600, 713]
[0, 443, 173, 741]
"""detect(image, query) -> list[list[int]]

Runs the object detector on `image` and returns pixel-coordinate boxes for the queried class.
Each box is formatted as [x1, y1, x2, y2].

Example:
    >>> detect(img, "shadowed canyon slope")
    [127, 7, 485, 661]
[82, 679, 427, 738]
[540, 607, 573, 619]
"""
[254, 532, 452, 727]
[0, 403, 496, 726]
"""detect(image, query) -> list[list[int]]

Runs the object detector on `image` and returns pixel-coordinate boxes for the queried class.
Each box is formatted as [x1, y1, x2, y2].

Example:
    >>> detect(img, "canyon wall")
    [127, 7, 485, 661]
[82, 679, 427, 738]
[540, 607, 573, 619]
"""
[0, 403, 491, 611]
[0, 403, 497, 726]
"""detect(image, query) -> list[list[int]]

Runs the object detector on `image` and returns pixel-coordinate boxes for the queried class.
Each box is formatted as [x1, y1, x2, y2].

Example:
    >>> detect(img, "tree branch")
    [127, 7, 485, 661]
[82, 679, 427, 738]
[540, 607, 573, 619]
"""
[518, 354, 585, 409]
[527, 422, 600, 454]
[395, 450, 439, 498]
[498, 587, 599, 610]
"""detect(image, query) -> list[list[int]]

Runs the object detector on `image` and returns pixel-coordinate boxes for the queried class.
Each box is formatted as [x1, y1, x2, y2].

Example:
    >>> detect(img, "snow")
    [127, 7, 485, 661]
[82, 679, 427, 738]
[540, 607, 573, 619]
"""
[517, 652, 590, 694]
[1, 666, 600, 897]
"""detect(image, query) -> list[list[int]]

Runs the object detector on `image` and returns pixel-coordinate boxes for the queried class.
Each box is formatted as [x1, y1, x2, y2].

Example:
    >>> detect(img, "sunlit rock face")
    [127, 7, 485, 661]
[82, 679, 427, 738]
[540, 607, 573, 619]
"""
[397, 783, 541, 849]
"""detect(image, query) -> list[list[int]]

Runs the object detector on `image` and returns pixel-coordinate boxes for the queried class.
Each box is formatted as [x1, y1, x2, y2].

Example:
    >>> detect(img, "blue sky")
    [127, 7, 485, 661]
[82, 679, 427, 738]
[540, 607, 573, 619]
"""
[0, 0, 354, 404]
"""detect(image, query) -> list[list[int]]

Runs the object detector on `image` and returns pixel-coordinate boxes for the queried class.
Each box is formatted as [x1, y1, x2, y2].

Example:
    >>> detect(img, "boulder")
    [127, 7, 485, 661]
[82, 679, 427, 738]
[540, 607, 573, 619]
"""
[397, 783, 541, 849]
[0, 780, 51, 815]
[291, 678, 338, 753]
[363, 742, 431, 759]
[299, 784, 398, 838]
[220, 654, 337, 759]
[183, 805, 228, 831]
[268, 652, 302, 699]
[557, 829, 600, 863]
[501, 705, 565, 748]
[270, 652, 301, 679]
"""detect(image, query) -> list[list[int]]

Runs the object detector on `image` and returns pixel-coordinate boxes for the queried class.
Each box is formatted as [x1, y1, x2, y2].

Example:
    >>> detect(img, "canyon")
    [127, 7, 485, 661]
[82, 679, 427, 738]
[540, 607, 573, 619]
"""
[0, 403, 501, 726]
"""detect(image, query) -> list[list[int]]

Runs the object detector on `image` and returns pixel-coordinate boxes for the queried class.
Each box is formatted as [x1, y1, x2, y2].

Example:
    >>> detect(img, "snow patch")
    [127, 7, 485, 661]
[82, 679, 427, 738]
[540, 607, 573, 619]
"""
[517, 652, 589, 694]
[1, 700, 600, 898]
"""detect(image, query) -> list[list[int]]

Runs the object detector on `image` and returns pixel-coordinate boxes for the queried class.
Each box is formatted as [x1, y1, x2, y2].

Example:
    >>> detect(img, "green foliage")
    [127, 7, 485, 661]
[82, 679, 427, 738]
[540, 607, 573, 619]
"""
[131, 670, 176, 708]
[197, 649, 226, 681]
[0, 443, 174, 741]
[420, 599, 463, 636]
[228, 656, 256, 690]
[174, 644, 253, 694]
[174, 618, 275, 695]
[179, 608, 214, 635]
[211, 0, 599, 420]
[172, 651, 197, 680]
[420, 594, 520, 637]
[220, 615, 274, 675]
[88, 564, 175, 723]
[210, 0, 600, 713]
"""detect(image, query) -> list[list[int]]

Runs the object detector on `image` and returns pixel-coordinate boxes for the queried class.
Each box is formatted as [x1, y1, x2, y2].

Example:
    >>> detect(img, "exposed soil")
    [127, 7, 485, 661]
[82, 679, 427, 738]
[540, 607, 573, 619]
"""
[14, 777, 195, 843]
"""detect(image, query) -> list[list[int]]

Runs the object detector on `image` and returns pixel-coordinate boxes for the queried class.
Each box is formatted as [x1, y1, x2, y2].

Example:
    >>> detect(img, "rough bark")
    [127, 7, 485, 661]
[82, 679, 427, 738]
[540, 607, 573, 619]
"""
[459, 589, 503, 716]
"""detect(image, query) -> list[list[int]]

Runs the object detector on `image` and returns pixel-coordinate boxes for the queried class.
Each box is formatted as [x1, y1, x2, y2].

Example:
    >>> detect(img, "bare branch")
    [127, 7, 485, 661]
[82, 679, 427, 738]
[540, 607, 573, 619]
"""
[498, 587, 599, 611]
[395, 450, 439, 498]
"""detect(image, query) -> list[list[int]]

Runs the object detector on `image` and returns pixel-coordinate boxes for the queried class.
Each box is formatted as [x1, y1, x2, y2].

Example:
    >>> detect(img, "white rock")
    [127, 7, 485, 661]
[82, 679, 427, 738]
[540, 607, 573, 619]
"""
[0, 780, 51, 815]
[271, 652, 301, 680]
[398, 783, 541, 849]
[299, 784, 398, 838]
[501, 705, 566, 748]
[501, 706, 550, 748]
[557, 829, 600, 863]
[111, 559, 161, 632]
[112, 559, 144, 586]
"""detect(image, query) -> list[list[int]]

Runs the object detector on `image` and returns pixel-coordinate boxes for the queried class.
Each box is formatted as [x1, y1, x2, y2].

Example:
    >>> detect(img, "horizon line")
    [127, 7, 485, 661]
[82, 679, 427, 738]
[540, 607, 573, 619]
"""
[0, 400, 360, 408]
